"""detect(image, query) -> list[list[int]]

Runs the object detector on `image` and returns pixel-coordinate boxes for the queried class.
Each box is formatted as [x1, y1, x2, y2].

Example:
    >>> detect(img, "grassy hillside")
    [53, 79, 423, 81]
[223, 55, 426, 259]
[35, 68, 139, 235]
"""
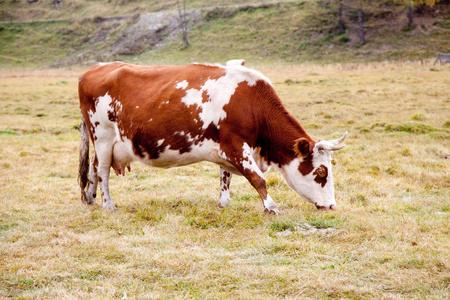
[1, 0, 449, 68]
[144, 1, 450, 65]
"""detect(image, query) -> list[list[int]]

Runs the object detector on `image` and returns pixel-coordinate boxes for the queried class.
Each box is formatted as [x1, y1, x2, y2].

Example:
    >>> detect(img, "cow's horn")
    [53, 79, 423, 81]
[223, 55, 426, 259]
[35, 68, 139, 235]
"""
[329, 131, 348, 146]
[316, 132, 347, 151]
[316, 142, 344, 152]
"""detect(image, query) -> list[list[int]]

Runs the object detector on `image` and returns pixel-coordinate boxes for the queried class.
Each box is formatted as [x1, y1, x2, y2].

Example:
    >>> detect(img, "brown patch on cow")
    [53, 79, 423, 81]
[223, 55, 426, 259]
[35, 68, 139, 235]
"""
[94, 121, 100, 127]
[169, 132, 193, 154]
[313, 165, 328, 187]
[203, 123, 220, 143]
[92, 156, 98, 173]
[299, 152, 314, 176]
[222, 171, 231, 184]
[108, 111, 116, 122]
[296, 137, 316, 175]
[131, 128, 163, 159]
[98, 176, 103, 183]
[221, 171, 231, 192]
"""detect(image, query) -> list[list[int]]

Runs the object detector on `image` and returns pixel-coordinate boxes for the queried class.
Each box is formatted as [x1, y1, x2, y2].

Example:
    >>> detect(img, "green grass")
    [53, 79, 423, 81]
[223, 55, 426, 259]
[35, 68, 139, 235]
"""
[0, 20, 72, 67]
[0, 62, 449, 298]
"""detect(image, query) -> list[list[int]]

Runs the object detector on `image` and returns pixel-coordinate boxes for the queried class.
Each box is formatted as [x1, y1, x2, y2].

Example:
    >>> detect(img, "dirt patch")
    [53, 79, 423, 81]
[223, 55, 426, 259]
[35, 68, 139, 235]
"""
[111, 12, 183, 56]
[56, 10, 201, 66]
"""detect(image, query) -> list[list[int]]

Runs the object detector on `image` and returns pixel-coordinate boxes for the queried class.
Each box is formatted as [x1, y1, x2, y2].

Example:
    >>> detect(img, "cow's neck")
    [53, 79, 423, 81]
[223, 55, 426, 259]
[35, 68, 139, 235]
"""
[257, 88, 313, 167]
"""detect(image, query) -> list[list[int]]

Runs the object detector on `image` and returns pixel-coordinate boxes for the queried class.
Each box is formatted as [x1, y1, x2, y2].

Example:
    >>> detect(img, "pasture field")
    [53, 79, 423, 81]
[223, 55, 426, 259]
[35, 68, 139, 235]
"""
[0, 62, 449, 299]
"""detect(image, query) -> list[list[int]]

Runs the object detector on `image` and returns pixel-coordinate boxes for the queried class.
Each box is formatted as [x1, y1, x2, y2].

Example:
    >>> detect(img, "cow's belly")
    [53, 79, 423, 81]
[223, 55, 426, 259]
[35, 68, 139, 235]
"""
[111, 136, 269, 177]
[112, 137, 228, 170]
[146, 139, 224, 168]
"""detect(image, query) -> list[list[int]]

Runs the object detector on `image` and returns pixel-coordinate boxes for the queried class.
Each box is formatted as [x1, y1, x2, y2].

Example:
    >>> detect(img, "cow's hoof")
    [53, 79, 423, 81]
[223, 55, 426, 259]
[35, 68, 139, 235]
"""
[84, 191, 97, 205]
[81, 191, 88, 204]
[264, 208, 280, 215]
[81, 191, 96, 205]
[103, 202, 117, 211]
[219, 198, 231, 208]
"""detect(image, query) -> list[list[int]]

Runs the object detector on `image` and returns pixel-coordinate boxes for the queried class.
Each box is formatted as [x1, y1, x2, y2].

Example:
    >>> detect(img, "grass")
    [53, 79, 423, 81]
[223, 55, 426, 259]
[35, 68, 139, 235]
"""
[0, 61, 449, 298]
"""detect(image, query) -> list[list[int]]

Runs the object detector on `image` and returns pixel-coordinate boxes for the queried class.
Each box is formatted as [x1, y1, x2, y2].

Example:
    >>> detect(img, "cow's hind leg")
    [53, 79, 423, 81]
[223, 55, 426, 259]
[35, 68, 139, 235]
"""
[95, 140, 116, 211]
[219, 167, 232, 207]
[84, 153, 99, 205]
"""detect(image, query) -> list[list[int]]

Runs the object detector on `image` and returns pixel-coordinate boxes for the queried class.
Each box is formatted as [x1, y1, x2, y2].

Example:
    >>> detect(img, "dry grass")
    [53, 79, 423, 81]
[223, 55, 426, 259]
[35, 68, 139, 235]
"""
[0, 61, 449, 299]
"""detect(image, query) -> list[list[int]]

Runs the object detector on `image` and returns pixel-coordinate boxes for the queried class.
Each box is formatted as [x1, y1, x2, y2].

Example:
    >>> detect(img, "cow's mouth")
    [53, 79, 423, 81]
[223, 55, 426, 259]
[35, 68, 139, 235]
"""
[315, 203, 335, 210]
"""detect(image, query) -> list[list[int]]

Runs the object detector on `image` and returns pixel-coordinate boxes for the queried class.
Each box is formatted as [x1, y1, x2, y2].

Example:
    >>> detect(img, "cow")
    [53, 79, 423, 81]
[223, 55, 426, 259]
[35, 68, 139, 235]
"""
[78, 62, 346, 214]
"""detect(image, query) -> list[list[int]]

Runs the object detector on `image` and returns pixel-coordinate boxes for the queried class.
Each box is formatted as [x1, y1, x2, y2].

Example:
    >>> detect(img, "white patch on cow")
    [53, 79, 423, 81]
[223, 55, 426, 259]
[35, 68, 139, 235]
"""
[219, 189, 230, 207]
[248, 145, 270, 173]
[136, 106, 139, 109]
[116, 102, 123, 113]
[97, 62, 113, 67]
[181, 88, 203, 108]
[89, 92, 115, 131]
[146, 139, 222, 168]
[97, 61, 124, 67]
[264, 195, 279, 214]
[218, 149, 229, 161]
[242, 143, 265, 179]
[157, 139, 164, 147]
[176, 80, 189, 90]
[186, 133, 195, 143]
[179, 66, 271, 130]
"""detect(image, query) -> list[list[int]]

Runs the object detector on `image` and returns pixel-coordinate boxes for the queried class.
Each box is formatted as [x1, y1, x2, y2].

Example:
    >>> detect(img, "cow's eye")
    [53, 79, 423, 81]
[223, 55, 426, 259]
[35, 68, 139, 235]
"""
[313, 165, 328, 187]
[313, 165, 328, 178]
[317, 168, 326, 177]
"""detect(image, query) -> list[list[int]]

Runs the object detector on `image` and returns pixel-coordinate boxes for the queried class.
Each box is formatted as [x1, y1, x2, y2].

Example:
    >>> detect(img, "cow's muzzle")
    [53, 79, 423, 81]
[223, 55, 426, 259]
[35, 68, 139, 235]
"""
[315, 203, 335, 210]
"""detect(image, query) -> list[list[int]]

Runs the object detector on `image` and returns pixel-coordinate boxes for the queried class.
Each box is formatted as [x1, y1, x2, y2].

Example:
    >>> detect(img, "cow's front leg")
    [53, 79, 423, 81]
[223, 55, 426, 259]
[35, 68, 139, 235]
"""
[222, 143, 279, 215]
[95, 142, 116, 211]
[84, 153, 99, 205]
[219, 167, 232, 207]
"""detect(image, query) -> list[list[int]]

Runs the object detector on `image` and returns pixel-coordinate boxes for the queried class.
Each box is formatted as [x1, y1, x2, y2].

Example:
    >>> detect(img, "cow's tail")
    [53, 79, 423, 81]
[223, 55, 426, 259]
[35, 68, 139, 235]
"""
[78, 115, 90, 204]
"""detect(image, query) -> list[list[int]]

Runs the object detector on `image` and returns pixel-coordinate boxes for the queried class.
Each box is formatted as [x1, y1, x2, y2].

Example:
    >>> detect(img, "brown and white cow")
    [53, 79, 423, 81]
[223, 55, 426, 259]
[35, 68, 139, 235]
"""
[78, 62, 346, 213]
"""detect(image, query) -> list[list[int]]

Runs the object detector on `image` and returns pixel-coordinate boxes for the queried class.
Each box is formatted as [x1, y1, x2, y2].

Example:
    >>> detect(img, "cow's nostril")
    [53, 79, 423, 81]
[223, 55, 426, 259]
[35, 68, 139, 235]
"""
[315, 203, 326, 210]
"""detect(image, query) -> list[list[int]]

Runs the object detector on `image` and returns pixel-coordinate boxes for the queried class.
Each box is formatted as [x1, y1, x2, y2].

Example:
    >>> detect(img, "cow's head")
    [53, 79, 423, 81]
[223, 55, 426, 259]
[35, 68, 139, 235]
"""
[278, 132, 347, 210]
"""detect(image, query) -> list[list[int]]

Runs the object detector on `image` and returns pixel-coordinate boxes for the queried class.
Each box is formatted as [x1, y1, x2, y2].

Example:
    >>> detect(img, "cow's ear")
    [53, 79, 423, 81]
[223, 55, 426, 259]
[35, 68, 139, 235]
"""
[294, 138, 312, 157]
